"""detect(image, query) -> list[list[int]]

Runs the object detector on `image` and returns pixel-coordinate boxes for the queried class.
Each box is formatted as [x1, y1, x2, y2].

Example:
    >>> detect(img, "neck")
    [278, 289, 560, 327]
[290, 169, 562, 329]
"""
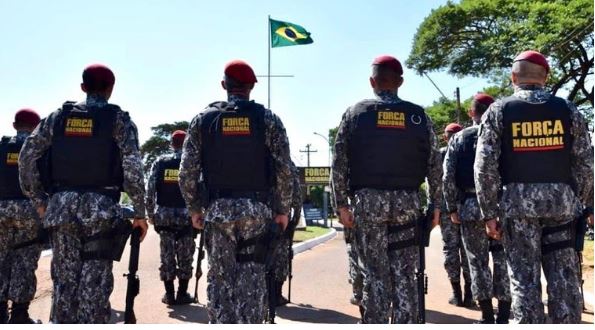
[227, 93, 250, 103]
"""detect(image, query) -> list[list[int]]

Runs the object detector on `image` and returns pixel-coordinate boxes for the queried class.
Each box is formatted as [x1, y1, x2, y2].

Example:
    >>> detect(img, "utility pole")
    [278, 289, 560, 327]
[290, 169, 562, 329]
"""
[299, 144, 318, 167]
[455, 87, 461, 124]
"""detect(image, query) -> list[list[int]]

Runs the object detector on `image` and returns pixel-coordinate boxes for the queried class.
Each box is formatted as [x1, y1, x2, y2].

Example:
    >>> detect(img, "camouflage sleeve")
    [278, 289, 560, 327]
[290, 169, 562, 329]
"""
[567, 102, 594, 208]
[179, 114, 204, 214]
[474, 102, 503, 220]
[145, 158, 159, 219]
[331, 108, 352, 208]
[114, 112, 146, 218]
[265, 111, 293, 215]
[291, 171, 303, 221]
[442, 133, 460, 213]
[425, 115, 443, 207]
[18, 112, 55, 209]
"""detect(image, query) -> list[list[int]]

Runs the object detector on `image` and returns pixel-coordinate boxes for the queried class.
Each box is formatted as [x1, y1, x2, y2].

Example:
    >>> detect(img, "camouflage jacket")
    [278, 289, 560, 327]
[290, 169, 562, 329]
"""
[19, 95, 146, 225]
[146, 150, 190, 227]
[290, 163, 303, 223]
[474, 86, 594, 221]
[179, 99, 293, 223]
[331, 93, 443, 216]
[442, 125, 476, 213]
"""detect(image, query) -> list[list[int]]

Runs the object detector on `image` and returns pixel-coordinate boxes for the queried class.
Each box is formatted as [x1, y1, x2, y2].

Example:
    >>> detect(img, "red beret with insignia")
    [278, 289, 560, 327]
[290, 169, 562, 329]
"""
[513, 50, 550, 73]
[171, 130, 187, 149]
[82, 64, 115, 90]
[372, 55, 403, 76]
[224, 60, 257, 84]
[473, 93, 495, 106]
[14, 108, 41, 126]
[444, 123, 463, 134]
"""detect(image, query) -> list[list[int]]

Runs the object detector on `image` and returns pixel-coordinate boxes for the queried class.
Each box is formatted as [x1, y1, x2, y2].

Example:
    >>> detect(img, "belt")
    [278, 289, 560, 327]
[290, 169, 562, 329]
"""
[209, 190, 269, 203]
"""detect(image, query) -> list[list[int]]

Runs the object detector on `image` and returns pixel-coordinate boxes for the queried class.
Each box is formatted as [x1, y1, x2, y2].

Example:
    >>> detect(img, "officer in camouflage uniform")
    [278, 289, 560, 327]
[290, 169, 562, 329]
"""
[271, 161, 302, 306]
[0, 109, 42, 324]
[19, 64, 148, 324]
[332, 55, 442, 324]
[179, 60, 293, 324]
[443, 94, 512, 323]
[475, 51, 593, 324]
[146, 130, 195, 306]
[439, 123, 473, 308]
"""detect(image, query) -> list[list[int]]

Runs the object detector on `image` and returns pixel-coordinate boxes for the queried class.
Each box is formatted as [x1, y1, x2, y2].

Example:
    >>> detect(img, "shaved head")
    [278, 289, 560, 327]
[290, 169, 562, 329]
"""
[511, 61, 547, 86]
[370, 64, 403, 92]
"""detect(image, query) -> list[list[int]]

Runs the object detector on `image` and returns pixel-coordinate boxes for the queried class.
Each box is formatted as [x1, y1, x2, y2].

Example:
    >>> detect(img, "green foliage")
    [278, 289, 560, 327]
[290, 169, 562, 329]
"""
[140, 121, 189, 173]
[407, 0, 594, 108]
[328, 126, 339, 147]
[307, 185, 324, 208]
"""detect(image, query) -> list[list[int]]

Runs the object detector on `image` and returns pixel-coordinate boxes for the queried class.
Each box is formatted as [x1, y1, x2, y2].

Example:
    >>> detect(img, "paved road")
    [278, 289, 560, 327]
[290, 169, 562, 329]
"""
[28, 227, 594, 324]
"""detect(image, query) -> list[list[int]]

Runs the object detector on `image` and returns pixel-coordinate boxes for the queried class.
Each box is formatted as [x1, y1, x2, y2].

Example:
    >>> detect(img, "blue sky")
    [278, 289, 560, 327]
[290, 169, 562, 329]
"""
[0, 0, 490, 166]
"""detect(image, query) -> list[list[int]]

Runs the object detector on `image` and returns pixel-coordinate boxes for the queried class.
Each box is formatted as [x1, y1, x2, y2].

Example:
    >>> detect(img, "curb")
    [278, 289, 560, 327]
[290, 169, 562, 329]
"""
[292, 227, 338, 255]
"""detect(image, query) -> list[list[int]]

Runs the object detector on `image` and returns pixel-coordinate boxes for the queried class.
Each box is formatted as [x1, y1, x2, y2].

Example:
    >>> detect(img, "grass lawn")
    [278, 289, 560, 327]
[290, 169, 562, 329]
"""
[293, 226, 332, 243]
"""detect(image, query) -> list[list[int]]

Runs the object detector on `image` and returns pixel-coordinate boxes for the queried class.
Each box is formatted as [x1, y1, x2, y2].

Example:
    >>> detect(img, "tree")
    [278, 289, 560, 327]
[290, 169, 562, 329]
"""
[406, 0, 594, 108]
[140, 121, 189, 173]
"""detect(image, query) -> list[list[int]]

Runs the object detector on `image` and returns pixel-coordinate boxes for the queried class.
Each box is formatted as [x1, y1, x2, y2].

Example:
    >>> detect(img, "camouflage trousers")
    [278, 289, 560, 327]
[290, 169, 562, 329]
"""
[347, 241, 364, 301]
[355, 217, 419, 324]
[205, 218, 267, 324]
[439, 213, 471, 284]
[49, 225, 114, 324]
[460, 220, 511, 302]
[272, 236, 291, 282]
[502, 216, 582, 324]
[158, 227, 195, 281]
[0, 227, 42, 303]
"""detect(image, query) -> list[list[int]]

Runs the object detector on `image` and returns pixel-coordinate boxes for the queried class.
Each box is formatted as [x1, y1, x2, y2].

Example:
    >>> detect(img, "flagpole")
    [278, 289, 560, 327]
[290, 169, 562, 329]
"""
[267, 15, 271, 109]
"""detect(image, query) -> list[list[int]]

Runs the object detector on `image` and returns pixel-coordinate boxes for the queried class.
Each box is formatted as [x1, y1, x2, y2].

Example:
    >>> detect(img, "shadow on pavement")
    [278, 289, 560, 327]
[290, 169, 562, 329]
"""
[426, 309, 476, 324]
[277, 303, 359, 323]
[167, 303, 209, 323]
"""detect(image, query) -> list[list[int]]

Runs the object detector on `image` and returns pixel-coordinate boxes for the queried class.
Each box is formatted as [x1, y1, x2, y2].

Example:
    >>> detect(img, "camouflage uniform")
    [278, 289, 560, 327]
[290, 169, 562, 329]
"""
[146, 151, 195, 282]
[443, 128, 511, 304]
[0, 132, 43, 306]
[438, 147, 471, 285]
[332, 91, 443, 324]
[179, 98, 292, 324]
[475, 86, 593, 323]
[343, 227, 363, 303]
[19, 95, 146, 324]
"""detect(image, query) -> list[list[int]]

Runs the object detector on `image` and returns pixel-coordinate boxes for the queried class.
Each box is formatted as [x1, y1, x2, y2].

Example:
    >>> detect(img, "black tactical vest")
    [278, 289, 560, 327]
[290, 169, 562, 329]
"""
[156, 155, 186, 208]
[48, 102, 124, 198]
[348, 100, 430, 191]
[455, 126, 479, 190]
[500, 96, 572, 184]
[200, 101, 272, 195]
[0, 136, 27, 200]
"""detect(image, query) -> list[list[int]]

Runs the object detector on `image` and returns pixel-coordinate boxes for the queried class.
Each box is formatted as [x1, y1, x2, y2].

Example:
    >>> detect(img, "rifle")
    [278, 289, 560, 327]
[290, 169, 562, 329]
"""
[124, 227, 141, 324]
[193, 230, 206, 304]
[416, 203, 433, 324]
[265, 223, 283, 324]
[285, 214, 299, 303]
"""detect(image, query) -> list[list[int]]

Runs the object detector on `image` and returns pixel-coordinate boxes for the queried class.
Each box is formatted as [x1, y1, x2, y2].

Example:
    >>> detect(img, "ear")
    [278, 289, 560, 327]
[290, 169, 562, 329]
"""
[510, 72, 517, 85]
[468, 109, 475, 119]
[369, 77, 376, 89]
[81, 83, 87, 93]
[12, 122, 17, 130]
[396, 76, 404, 88]
[221, 80, 227, 90]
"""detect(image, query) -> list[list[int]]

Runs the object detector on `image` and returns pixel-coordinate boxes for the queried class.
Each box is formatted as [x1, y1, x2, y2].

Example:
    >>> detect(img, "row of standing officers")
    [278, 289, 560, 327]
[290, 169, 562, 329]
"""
[0, 49, 593, 324]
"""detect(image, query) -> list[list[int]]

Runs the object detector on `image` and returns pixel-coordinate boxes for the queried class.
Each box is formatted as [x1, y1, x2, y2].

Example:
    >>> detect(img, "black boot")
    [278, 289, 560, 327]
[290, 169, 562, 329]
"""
[276, 281, 289, 306]
[176, 279, 194, 305]
[496, 300, 511, 324]
[162, 280, 176, 305]
[463, 281, 474, 307]
[448, 281, 464, 307]
[0, 301, 7, 324]
[8, 302, 40, 324]
[476, 299, 495, 324]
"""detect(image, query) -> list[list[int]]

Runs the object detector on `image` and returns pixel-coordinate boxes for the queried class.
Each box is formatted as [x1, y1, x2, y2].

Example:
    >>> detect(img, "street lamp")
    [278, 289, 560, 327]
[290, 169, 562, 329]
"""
[313, 132, 331, 166]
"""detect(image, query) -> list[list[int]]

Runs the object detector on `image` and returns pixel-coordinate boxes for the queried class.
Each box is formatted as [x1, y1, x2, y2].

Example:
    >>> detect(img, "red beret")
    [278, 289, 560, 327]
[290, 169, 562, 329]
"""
[171, 130, 187, 149]
[513, 50, 549, 74]
[473, 93, 495, 106]
[224, 60, 257, 84]
[82, 64, 115, 89]
[445, 123, 463, 134]
[14, 108, 41, 126]
[372, 55, 403, 76]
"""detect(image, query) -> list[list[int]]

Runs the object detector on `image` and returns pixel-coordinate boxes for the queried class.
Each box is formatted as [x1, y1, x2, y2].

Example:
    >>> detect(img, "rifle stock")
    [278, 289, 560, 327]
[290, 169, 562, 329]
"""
[416, 203, 433, 324]
[124, 227, 141, 324]
[193, 230, 206, 303]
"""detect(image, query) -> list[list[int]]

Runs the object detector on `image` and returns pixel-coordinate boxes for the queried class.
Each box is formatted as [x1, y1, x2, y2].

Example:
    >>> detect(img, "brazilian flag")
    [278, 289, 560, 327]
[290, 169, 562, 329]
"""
[270, 18, 313, 48]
